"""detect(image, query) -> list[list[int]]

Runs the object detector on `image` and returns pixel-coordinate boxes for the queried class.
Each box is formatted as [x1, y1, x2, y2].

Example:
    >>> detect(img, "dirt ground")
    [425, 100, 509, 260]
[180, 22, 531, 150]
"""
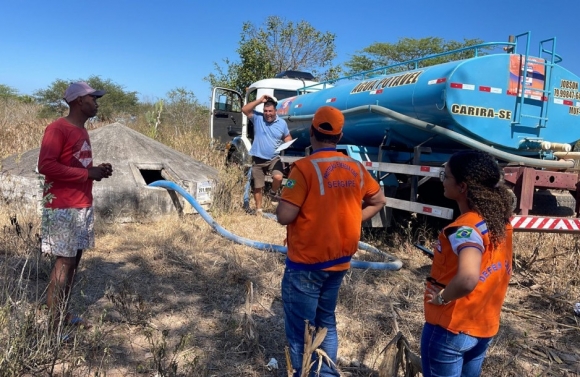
[4, 206, 580, 377]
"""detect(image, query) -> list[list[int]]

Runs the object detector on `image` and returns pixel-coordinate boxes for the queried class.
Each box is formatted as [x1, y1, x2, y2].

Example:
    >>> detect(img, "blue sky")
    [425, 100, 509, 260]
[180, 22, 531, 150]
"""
[1, 0, 579, 105]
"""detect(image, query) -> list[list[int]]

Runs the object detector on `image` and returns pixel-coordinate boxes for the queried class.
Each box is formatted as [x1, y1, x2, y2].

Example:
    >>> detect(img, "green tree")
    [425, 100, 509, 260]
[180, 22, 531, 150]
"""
[34, 76, 139, 121]
[34, 78, 72, 118]
[0, 85, 35, 103]
[344, 37, 487, 76]
[164, 88, 209, 136]
[205, 16, 341, 94]
[17, 95, 35, 104]
[0, 84, 19, 99]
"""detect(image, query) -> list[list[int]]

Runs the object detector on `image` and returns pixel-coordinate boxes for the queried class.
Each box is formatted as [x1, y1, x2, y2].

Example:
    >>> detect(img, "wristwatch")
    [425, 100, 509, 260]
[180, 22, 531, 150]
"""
[435, 290, 450, 305]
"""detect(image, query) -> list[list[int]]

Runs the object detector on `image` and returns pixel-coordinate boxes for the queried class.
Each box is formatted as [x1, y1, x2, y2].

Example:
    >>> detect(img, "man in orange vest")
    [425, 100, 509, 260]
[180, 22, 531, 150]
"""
[276, 106, 386, 377]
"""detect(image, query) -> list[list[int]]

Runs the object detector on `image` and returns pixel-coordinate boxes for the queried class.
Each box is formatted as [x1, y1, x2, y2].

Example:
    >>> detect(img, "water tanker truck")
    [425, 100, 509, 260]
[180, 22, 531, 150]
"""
[211, 32, 580, 233]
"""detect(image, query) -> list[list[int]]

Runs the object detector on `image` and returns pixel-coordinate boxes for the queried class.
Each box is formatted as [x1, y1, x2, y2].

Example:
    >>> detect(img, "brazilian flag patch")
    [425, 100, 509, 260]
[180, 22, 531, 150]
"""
[285, 179, 296, 189]
[456, 228, 473, 238]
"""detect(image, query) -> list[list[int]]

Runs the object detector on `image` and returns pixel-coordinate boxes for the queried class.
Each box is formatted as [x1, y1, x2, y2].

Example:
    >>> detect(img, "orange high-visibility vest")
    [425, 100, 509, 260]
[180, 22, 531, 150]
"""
[425, 211, 513, 337]
[280, 149, 380, 271]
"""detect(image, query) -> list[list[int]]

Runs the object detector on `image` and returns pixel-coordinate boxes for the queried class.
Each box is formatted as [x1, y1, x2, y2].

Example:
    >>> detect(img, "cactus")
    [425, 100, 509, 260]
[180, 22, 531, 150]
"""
[145, 99, 164, 138]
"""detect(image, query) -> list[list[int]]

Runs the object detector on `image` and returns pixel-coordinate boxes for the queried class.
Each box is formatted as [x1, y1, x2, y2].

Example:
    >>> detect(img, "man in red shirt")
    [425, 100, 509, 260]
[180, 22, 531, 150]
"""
[38, 82, 113, 335]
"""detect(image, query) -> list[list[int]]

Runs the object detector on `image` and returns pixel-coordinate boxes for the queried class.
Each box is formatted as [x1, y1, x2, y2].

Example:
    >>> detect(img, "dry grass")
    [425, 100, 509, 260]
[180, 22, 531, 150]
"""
[0, 99, 47, 161]
[1, 101, 579, 376]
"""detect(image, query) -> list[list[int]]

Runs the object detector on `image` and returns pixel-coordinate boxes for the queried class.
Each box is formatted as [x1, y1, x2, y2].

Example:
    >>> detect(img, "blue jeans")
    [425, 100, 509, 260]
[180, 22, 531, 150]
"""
[421, 323, 493, 377]
[282, 268, 347, 377]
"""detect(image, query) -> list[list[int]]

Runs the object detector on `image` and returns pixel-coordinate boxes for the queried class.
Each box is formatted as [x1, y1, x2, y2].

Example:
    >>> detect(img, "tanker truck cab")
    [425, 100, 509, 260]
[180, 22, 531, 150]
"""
[210, 71, 327, 166]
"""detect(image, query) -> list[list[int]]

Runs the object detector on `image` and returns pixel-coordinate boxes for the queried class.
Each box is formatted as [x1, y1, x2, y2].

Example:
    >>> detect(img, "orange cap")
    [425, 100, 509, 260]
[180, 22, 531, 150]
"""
[311, 106, 344, 135]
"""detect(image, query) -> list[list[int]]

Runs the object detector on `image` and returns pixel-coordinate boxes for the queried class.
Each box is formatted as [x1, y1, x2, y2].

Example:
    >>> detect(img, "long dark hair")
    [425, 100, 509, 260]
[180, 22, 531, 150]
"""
[447, 150, 512, 246]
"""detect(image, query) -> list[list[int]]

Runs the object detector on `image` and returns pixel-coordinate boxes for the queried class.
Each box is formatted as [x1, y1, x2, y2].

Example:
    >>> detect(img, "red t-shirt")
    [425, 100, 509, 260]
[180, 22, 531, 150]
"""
[38, 118, 93, 209]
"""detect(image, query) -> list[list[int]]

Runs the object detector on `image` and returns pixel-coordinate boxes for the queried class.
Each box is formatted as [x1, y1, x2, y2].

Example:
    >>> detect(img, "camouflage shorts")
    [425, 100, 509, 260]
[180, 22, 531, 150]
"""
[41, 207, 95, 257]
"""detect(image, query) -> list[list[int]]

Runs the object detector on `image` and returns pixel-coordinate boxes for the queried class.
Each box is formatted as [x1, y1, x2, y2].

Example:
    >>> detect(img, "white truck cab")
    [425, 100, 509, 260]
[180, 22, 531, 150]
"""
[210, 71, 327, 165]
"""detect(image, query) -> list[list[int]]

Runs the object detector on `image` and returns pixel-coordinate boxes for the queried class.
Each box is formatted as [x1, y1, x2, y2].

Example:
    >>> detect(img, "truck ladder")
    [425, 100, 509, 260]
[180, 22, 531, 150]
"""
[511, 32, 561, 129]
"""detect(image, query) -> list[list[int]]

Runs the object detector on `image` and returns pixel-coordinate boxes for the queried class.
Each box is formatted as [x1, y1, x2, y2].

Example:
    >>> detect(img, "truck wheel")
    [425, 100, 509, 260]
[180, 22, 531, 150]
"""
[531, 189, 576, 217]
[226, 146, 248, 167]
[390, 179, 458, 235]
[506, 187, 518, 213]
[225, 148, 236, 166]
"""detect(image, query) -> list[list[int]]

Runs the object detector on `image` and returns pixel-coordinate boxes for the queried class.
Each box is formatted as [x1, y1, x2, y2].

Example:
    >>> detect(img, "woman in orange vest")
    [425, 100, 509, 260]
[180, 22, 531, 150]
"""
[421, 150, 514, 377]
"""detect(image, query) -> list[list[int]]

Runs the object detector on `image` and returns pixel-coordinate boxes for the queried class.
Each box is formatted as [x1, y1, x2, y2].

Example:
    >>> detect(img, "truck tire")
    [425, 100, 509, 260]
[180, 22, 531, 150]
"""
[226, 146, 247, 166]
[531, 189, 576, 217]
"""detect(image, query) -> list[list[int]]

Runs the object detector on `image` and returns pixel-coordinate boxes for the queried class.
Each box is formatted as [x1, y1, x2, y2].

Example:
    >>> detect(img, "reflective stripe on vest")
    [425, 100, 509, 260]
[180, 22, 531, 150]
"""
[308, 157, 365, 195]
[476, 220, 488, 235]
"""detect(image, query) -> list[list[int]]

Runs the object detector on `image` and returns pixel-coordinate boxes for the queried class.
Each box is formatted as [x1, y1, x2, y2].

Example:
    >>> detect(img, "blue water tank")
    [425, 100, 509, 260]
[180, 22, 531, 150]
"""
[278, 53, 580, 162]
